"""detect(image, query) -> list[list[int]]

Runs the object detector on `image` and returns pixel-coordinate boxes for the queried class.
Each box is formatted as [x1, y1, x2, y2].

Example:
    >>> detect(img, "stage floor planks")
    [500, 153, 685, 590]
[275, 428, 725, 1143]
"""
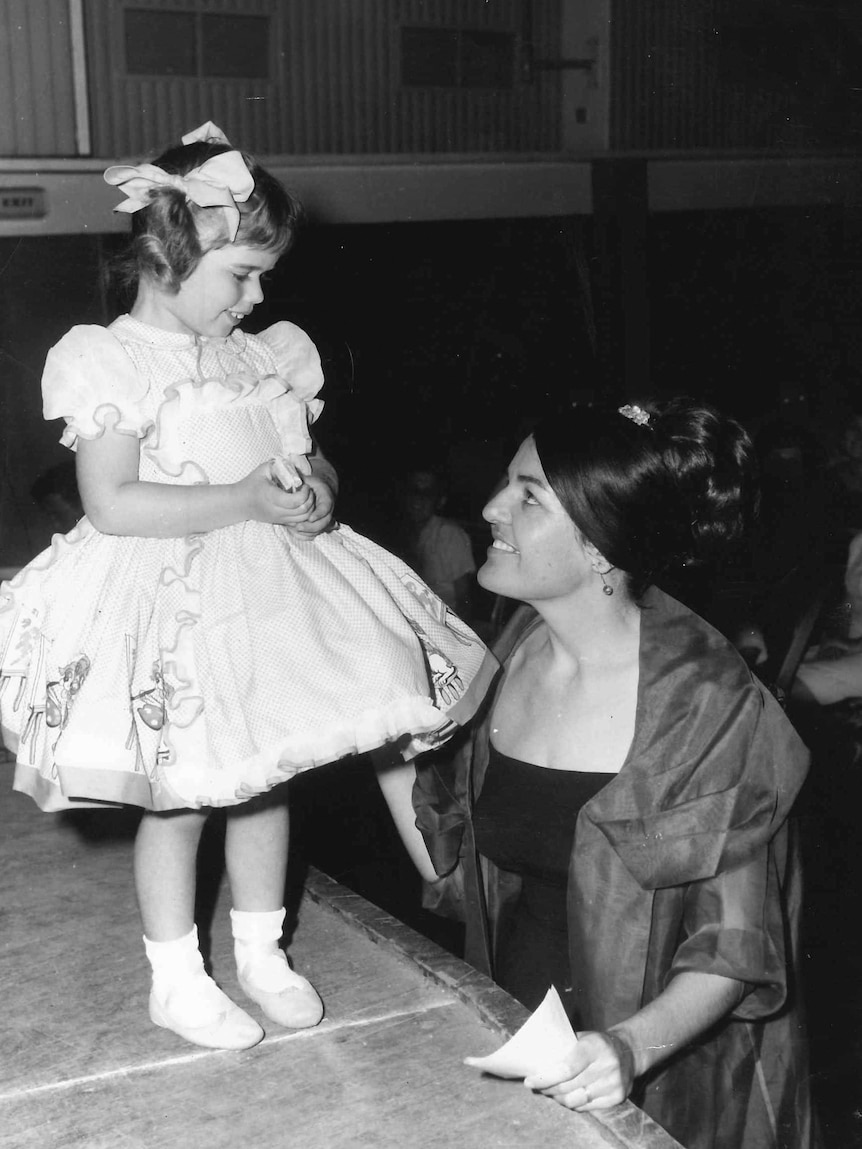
[0, 785, 681, 1148]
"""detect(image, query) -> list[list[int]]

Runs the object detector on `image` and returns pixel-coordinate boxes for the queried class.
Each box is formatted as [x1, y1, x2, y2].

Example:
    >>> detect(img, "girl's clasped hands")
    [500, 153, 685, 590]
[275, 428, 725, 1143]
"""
[239, 456, 335, 539]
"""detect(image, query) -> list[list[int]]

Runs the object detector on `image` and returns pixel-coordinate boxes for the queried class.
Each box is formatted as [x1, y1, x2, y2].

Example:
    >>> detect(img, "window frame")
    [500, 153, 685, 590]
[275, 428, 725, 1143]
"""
[123, 6, 271, 81]
[399, 25, 517, 91]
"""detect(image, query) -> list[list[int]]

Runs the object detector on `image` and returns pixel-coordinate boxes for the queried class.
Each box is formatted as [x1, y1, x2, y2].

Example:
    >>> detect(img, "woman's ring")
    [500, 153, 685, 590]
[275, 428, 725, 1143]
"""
[582, 1086, 591, 1103]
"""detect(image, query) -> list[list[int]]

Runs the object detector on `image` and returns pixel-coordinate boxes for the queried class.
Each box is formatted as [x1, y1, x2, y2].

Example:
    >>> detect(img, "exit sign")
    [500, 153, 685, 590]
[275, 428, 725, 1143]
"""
[0, 188, 46, 218]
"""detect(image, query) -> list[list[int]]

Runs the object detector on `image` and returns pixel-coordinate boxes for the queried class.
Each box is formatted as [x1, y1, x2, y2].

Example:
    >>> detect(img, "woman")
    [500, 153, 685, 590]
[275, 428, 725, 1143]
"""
[410, 399, 816, 1149]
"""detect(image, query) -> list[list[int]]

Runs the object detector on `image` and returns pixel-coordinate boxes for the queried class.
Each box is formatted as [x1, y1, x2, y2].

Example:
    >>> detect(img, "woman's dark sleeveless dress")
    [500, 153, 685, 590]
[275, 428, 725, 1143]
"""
[473, 744, 612, 1020]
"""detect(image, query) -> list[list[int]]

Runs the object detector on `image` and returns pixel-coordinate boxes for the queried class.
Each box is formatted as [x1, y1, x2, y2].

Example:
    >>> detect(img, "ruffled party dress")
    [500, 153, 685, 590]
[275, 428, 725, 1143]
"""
[0, 317, 496, 811]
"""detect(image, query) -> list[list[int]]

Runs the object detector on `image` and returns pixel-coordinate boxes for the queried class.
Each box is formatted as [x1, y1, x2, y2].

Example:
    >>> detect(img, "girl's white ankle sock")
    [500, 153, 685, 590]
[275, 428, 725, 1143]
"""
[231, 907, 293, 992]
[144, 925, 230, 1025]
[143, 924, 204, 981]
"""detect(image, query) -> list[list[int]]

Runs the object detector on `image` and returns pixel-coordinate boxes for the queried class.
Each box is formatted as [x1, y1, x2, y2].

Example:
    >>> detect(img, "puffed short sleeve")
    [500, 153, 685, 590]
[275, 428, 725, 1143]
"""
[257, 321, 324, 422]
[42, 325, 151, 450]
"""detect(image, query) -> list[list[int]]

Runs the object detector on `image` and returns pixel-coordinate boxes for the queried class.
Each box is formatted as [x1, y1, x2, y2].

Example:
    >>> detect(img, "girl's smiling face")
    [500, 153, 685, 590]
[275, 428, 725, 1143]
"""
[478, 436, 596, 606]
[134, 243, 279, 337]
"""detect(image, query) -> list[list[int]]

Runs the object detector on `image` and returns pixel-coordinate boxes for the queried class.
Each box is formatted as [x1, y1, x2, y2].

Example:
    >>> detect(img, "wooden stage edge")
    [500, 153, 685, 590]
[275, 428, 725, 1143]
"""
[305, 866, 682, 1149]
[0, 780, 682, 1149]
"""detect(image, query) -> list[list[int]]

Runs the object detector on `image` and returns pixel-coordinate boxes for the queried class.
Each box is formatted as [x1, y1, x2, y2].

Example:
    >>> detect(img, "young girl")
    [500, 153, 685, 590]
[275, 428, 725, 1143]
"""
[0, 123, 496, 1051]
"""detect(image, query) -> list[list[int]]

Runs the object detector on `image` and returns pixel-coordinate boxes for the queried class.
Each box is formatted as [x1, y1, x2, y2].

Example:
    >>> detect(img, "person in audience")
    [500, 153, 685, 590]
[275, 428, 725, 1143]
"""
[825, 407, 862, 531]
[794, 529, 862, 704]
[396, 466, 477, 618]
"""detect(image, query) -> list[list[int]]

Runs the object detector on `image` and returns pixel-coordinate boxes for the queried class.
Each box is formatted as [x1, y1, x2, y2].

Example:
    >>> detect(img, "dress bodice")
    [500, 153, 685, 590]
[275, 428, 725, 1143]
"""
[41, 316, 324, 486]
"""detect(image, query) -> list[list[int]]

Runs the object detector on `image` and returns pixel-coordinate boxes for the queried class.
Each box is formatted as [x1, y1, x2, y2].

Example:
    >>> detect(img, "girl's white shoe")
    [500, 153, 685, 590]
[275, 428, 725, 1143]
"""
[230, 906, 324, 1029]
[149, 970, 265, 1050]
[143, 927, 264, 1050]
[236, 951, 324, 1029]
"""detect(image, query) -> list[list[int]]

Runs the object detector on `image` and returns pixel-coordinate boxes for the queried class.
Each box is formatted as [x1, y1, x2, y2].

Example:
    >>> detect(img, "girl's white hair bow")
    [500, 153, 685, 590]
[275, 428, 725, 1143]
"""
[182, 121, 232, 147]
[103, 138, 254, 242]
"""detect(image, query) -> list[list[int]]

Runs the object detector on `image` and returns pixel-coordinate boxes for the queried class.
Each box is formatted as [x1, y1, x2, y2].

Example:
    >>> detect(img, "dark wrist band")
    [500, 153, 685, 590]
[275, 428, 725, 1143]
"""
[602, 1028, 637, 1083]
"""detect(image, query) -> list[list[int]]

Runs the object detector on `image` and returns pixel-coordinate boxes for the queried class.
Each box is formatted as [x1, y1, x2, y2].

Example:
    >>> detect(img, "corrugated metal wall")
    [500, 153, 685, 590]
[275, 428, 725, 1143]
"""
[85, 0, 283, 158]
[392, 0, 559, 153]
[10, 0, 842, 160]
[0, 0, 78, 156]
[610, 0, 791, 150]
[83, 0, 561, 158]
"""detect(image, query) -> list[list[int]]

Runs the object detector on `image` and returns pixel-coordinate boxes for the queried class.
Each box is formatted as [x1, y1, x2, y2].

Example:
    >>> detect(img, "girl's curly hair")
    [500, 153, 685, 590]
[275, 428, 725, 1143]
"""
[106, 138, 302, 306]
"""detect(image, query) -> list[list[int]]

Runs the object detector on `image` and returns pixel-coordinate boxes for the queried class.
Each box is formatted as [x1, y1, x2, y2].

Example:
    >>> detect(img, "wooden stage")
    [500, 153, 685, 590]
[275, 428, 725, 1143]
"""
[0, 784, 681, 1148]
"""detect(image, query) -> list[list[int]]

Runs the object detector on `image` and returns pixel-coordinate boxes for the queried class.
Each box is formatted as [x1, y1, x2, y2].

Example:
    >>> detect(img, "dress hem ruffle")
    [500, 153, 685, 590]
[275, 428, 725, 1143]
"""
[6, 650, 498, 812]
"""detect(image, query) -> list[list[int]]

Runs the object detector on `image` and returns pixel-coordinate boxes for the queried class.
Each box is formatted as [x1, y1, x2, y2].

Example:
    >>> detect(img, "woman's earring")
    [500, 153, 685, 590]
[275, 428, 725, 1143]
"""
[600, 570, 614, 596]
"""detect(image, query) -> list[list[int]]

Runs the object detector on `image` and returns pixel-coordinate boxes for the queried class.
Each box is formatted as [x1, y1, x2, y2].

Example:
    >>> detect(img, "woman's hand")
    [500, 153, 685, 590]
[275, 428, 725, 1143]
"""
[523, 1029, 635, 1111]
[524, 970, 746, 1114]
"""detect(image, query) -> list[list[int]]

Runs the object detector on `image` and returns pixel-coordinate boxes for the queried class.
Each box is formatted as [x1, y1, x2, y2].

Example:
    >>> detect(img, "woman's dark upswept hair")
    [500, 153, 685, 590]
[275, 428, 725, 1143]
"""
[532, 398, 757, 601]
[107, 138, 302, 305]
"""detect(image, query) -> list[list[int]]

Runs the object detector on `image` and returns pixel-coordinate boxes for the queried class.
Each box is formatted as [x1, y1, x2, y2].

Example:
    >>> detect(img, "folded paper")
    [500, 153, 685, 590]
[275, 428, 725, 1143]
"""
[270, 454, 311, 492]
[464, 986, 577, 1079]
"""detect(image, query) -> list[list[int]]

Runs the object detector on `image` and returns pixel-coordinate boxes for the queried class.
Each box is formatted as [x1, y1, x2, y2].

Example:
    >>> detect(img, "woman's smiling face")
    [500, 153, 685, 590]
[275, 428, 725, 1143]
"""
[478, 436, 595, 605]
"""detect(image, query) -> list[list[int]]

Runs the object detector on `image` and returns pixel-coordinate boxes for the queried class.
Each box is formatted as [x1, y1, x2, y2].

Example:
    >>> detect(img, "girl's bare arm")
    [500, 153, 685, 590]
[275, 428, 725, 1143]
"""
[77, 425, 314, 538]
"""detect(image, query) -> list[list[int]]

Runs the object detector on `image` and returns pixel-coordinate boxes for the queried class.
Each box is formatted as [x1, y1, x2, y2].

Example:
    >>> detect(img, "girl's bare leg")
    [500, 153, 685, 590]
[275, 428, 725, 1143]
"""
[224, 788, 290, 910]
[134, 807, 209, 940]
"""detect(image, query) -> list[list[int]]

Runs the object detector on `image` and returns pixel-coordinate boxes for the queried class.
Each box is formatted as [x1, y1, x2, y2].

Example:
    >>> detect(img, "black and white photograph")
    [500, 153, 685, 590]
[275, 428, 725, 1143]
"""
[1, 3, 861, 1146]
